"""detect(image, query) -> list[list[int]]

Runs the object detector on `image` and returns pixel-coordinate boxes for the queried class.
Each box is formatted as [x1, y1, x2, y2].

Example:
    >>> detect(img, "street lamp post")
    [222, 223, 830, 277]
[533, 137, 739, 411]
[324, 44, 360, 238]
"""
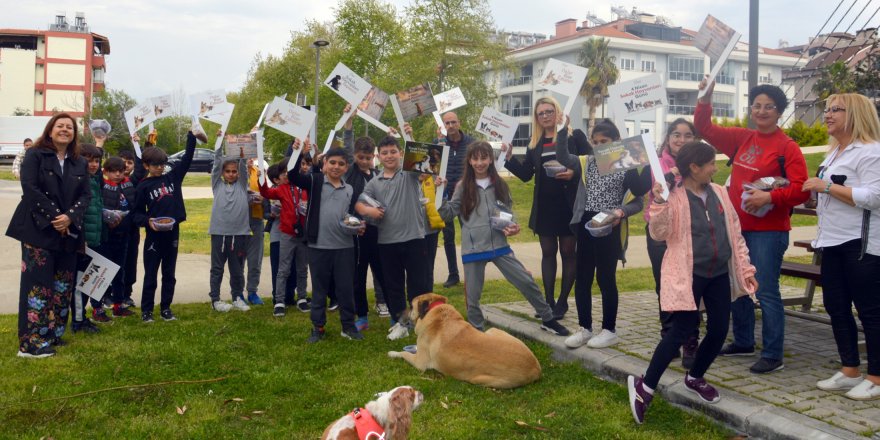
[310, 39, 330, 140]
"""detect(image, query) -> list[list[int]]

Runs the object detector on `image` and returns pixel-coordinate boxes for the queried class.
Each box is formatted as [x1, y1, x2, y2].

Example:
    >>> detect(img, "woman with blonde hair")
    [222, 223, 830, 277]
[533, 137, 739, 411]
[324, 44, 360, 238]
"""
[504, 96, 589, 319]
[803, 93, 880, 400]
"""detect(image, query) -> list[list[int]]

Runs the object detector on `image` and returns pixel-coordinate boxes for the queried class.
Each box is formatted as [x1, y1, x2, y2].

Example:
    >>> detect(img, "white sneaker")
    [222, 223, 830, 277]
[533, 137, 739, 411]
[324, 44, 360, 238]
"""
[564, 327, 593, 349]
[817, 372, 863, 391]
[212, 301, 232, 312]
[586, 329, 619, 348]
[232, 298, 251, 312]
[387, 322, 410, 341]
[844, 379, 880, 400]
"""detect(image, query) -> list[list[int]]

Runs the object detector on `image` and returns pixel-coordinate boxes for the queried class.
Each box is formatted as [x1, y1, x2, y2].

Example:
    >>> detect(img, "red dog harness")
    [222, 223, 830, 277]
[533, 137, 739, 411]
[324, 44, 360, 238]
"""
[350, 407, 384, 440]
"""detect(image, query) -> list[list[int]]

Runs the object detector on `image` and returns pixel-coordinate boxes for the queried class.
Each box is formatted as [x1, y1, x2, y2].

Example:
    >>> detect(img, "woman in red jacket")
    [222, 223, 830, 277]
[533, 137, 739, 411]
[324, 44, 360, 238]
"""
[695, 79, 810, 374]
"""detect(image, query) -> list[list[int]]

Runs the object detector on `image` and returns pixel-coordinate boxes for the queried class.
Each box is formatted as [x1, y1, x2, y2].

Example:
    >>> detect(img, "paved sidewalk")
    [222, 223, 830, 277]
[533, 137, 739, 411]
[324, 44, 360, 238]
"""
[485, 287, 880, 439]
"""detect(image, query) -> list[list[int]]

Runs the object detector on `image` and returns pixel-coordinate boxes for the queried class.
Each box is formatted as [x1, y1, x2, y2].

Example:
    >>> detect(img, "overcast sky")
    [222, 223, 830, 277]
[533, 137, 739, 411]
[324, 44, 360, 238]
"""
[3, 0, 877, 101]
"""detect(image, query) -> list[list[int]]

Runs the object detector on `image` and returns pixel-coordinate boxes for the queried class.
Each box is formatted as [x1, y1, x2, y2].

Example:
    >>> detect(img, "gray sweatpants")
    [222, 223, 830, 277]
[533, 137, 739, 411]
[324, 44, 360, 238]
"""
[245, 217, 264, 293]
[274, 232, 309, 306]
[463, 252, 553, 329]
[209, 235, 249, 302]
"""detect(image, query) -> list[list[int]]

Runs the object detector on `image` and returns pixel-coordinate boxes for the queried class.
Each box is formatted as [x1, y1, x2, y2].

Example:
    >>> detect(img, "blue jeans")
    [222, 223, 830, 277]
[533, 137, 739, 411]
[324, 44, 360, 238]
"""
[730, 230, 788, 360]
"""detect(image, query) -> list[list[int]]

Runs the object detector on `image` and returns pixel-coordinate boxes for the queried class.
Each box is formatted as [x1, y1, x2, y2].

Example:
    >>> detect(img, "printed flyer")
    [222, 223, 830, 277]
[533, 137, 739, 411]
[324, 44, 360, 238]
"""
[324, 62, 372, 105]
[395, 84, 438, 121]
[475, 107, 518, 144]
[593, 134, 652, 175]
[607, 73, 666, 118]
[264, 96, 317, 140]
[403, 141, 444, 175]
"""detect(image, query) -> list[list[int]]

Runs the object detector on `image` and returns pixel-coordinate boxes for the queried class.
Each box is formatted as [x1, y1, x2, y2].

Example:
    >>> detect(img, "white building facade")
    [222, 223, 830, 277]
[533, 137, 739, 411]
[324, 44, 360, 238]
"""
[488, 18, 805, 147]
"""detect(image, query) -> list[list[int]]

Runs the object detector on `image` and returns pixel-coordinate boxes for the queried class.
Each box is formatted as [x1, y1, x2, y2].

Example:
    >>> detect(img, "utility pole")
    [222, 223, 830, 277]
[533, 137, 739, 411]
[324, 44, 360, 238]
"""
[748, 0, 759, 129]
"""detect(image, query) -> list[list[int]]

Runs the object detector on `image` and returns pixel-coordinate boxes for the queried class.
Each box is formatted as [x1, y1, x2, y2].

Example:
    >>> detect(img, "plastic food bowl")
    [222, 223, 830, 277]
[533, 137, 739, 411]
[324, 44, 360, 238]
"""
[585, 222, 613, 237]
[247, 191, 262, 203]
[543, 165, 567, 177]
[490, 217, 515, 231]
[403, 345, 418, 354]
[270, 204, 282, 216]
[102, 209, 125, 225]
[340, 217, 364, 234]
[741, 190, 773, 217]
[151, 217, 176, 232]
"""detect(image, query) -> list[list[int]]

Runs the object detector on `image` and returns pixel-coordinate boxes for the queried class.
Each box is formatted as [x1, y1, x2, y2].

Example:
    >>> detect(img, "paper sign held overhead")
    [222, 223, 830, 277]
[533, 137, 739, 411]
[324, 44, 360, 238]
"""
[357, 85, 389, 121]
[475, 107, 518, 145]
[124, 102, 158, 135]
[593, 134, 652, 176]
[324, 62, 372, 105]
[225, 133, 258, 158]
[394, 83, 437, 122]
[433, 87, 467, 114]
[150, 95, 173, 119]
[403, 141, 444, 175]
[191, 89, 228, 119]
[607, 73, 666, 119]
[695, 14, 742, 99]
[263, 96, 317, 140]
[538, 58, 588, 99]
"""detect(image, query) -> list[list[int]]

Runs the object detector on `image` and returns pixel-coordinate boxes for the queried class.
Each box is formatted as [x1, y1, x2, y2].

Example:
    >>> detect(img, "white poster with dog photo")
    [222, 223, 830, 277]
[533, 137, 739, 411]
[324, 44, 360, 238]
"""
[694, 15, 741, 99]
[538, 58, 588, 99]
[150, 95, 173, 119]
[263, 96, 316, 140]
[124, 102, 158, 135]
[433, 87, 467, 114]
[190, 89, 228, 119]
[324, 62, 372, 106]
[76, 246, 120, 301]
[607, 73, 666, 119]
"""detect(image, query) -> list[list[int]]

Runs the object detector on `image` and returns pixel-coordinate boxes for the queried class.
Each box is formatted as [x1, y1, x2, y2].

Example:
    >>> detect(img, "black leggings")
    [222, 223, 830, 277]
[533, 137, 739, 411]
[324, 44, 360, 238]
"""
[574, 217, 620, 331]
[644, 273, 731, 389]
[538, 234, 576, 315]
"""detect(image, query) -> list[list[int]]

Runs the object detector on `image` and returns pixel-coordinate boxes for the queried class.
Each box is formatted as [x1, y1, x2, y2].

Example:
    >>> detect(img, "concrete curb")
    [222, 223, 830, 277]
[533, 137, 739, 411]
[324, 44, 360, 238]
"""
[483, 304, 866, 440]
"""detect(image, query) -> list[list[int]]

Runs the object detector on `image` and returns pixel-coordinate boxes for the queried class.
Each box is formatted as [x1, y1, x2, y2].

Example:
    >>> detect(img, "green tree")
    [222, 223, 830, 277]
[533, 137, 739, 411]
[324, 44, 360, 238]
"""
[578, 38, 619, 132]
[88, 89, 137, 155]
[784, 120, 828, 147]
[812, 61, 857, 101]
[854, 45, 880, 95]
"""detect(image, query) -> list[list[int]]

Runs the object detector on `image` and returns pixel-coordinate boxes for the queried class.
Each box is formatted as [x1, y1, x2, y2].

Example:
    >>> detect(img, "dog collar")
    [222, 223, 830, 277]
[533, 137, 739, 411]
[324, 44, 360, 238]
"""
[350, 407, 384, 440]
[427, 300, 445, 312]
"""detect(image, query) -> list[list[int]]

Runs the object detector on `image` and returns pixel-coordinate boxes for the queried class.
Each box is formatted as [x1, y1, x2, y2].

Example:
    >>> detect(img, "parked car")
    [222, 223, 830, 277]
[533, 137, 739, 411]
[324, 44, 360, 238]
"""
[164, 148, 214, 174]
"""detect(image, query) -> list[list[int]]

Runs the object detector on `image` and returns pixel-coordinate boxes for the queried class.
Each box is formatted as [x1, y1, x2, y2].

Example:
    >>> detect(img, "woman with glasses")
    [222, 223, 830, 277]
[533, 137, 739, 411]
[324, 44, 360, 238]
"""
[553, 118, 651, 349]
[696, 80, 810, 374]
[645, 118, 701, 368]
[504, 96, 589, 321]
[802, 93, 880, 400]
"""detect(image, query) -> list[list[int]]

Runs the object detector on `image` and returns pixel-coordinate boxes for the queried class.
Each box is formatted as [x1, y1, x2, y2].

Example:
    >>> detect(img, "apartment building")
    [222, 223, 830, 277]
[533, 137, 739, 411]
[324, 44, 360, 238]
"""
[0, 13, 110, 117]
[488, 14, 804, 146]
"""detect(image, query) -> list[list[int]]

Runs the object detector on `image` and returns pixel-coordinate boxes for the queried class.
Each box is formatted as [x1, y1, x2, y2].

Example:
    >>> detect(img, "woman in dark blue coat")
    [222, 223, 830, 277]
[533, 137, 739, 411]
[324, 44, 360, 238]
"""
[7, 113, 91, 358]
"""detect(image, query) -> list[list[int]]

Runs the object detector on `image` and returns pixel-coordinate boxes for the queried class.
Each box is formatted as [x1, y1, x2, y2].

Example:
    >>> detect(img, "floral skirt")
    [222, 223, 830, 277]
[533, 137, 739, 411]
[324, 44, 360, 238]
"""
[18, 243, 76, 353]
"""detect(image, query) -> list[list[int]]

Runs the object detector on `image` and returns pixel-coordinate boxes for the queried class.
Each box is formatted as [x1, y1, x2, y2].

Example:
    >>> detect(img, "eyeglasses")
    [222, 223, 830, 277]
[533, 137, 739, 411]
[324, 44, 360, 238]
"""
[750, 104, 777, 112]
[823, 106, 846, 114]
[670, 133, 695, 140]
[444, 120, 459, 125]
[537, 110, 556, 118]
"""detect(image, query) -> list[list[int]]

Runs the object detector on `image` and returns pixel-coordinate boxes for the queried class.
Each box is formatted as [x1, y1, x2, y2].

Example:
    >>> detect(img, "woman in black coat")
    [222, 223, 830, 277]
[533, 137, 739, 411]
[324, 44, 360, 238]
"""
[7, 113, 91, 358]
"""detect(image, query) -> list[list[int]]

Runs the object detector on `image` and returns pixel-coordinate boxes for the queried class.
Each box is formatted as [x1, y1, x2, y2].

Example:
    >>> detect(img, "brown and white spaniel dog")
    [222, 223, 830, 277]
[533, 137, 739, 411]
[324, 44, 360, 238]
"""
[321, 386, 424, 440]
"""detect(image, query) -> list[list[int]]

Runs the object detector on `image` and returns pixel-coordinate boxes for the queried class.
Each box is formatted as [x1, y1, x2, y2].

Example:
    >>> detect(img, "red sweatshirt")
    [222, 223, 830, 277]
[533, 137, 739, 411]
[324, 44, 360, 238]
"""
[259, 181, 307, 237]
[694, 101, 810, 232]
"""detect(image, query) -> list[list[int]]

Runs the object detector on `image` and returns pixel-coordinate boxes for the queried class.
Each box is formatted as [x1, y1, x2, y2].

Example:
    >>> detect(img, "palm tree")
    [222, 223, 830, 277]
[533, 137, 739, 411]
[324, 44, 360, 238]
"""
[577, 37, 619, 132]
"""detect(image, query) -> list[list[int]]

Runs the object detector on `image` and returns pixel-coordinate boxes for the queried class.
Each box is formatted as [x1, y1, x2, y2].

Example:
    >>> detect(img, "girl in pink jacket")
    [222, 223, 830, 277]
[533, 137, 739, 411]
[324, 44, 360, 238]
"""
[628, 141, 758, 425]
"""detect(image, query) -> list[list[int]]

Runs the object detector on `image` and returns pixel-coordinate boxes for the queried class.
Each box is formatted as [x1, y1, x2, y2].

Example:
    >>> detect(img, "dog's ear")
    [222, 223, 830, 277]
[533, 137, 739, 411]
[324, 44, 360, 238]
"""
[417, 298, 430, 320]
[385, 387, 415, 440]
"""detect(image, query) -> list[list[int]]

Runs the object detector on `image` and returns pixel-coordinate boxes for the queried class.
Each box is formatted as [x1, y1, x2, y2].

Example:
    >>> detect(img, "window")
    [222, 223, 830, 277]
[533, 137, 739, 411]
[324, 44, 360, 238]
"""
[668, 56, 704, 81]
[713, 92, 735, 118]
[513, 123, 531, 147]
[641, 60, 655, 72]
[716, 62, 735, 85]
[500, 94, 531, 117]
[620, 51, 636, 71]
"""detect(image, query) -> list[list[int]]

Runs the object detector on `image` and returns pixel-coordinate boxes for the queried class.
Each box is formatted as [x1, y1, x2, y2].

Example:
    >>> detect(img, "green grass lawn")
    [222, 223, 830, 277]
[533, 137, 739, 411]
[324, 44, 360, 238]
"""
[182, 173, 212, 187]
[0, 278, 731, 439]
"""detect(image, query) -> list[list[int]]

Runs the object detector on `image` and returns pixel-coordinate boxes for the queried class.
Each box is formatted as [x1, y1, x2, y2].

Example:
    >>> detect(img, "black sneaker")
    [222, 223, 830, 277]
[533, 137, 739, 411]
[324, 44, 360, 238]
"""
[102, 296, 114, 309]
[72, 319, 101, 334]
[17, 345, 56, 359]
[51, 338, 67, 347]
[442, 274, 460, 288]
[328, 300, 339, 312]
[682, 336, 698, 369]
[142, 311, 154, 323]
[307, 327, 325, 343]
[718, 343, 755, 357]
[92, 308, 112, 323]
[540, 319, 571, 336]
[123, 298, 137, 308]
[160, 309, 176, 321]
[273, 304, 286, 317]
[341, 329, 364, 340]
[750, 357, 784, 374]
[296, 298, 309, 313]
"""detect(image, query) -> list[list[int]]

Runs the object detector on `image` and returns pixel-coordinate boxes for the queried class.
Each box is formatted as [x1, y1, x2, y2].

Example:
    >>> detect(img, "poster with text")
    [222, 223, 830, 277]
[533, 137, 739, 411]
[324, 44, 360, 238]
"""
[190, 89, 228, 119]
[357, 85, 389, 121]
[694, 15, 738, 61]
[608, 73, 666, 118]
[264, 97, 317, 140]
[594, 134, 651, 175]
[150, 95, 173, 119]
[76, 247, 120, 301]
[403, 141, 444, 175]
[224, 133, 258, 158]
[324, 62, 372, 106]
[395, 84, 438, 121]
[433, 87, 467, 114]
[124, 102, 158, 135]
[538, 58, 589, 98]
[475, 107, 518, 144]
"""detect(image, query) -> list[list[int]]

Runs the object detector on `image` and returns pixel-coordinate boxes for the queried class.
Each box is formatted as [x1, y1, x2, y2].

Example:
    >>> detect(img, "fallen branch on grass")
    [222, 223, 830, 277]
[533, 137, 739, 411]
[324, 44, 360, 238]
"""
[0, 376, 228, 410]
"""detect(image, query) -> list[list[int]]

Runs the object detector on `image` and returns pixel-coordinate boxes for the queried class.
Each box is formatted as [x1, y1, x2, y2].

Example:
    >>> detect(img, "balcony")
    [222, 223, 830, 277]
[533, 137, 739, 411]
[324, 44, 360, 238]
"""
[669, 104, 696, 115]
[669, 71, 704, 82]
[716, 73, 735, 85]
[501, 107, 531, 117]
[713, 107, 735, 118]
[502, 76, 532, 88]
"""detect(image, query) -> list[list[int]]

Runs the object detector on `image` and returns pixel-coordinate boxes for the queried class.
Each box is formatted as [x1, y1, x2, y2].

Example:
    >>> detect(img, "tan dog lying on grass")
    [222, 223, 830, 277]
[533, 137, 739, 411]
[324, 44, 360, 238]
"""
[388, 293, 541, 389]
